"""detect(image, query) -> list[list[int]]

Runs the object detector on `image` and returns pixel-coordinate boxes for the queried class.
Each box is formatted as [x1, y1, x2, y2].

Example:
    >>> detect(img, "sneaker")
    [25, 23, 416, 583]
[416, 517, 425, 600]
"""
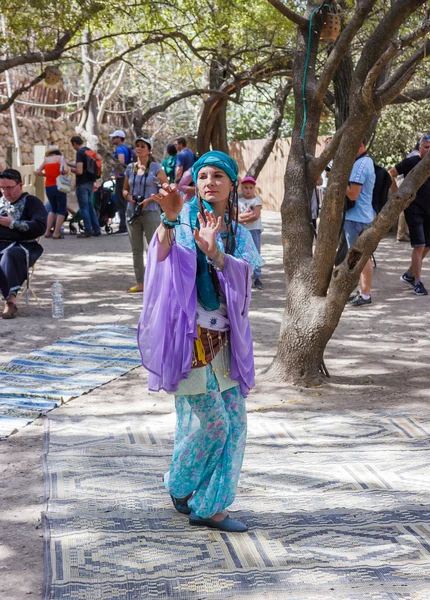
[76, 233, 92, 238]
[413, 281, 428, 296]
[348, 294, 371, 306]
[254, 278, 263, 290]
[113, 228, 128, 235]
[93, 231, 102, 237]
[400, 272, 415, 286]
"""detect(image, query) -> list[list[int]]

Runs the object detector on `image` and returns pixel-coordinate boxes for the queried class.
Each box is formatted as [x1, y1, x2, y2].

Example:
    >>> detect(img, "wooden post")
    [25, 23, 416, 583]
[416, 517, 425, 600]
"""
[34, 144, 47, 202]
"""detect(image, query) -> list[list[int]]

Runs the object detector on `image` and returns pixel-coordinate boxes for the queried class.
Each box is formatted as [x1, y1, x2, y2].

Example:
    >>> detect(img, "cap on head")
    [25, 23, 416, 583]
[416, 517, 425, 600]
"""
[109, 129, 126, 139]
[241, 176, 256, 185]
[419, 134, 430, 146]
[135, 136, 153, 150]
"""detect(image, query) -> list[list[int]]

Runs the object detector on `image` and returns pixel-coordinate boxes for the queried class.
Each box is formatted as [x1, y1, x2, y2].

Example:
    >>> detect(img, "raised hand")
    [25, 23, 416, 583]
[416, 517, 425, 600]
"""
[149, 183, 183, 219]
[193, 210, 222, 259]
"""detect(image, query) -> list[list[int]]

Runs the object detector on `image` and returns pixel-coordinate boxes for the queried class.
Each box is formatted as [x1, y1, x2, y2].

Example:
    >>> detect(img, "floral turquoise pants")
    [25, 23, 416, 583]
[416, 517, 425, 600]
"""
[165, 366, 247, 519]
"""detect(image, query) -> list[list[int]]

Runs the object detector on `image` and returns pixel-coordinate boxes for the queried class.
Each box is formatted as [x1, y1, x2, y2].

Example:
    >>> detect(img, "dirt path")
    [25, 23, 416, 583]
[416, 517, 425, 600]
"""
[1, 212, 429, 598]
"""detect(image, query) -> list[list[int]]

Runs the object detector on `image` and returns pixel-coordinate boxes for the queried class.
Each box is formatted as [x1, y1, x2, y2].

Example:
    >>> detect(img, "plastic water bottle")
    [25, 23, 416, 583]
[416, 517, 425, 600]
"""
[51, 281, 64, 319]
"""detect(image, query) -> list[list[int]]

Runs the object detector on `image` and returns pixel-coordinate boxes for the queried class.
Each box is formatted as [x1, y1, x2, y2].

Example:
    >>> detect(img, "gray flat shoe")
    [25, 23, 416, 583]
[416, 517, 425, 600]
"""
[162, 476, 191, 515]
[189, 511, 248, 532]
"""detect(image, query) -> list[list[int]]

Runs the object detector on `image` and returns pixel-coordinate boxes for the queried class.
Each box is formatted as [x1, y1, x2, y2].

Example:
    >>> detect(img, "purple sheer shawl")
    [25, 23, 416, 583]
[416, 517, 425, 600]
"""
[137, 233, 255, 397]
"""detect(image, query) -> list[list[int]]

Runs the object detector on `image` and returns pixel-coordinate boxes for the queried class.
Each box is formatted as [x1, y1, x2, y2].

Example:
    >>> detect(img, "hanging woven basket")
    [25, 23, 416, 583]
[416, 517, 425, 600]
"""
[320, 13, 341, 43]
[44, 66, 62, 87]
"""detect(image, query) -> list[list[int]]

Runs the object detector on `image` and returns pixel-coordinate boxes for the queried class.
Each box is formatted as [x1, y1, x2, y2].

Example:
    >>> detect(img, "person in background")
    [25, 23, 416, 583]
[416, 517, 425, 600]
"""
[109, 129, 130, 234]
[177, 168, 195, 202]
[35, 145, 69, 239]
[320, 136, 332, 201]
[389, 134, 430, 296]
[69, 136, 102, 239]
[122, 136, 168, 293]
[238, 176, 264, 290]
[174, 137, 195, 183]
[345, 139, 376, 306]
[0, 169, 47, 319]
[161, 143, 177, 184]
[396, 142, 419, 243]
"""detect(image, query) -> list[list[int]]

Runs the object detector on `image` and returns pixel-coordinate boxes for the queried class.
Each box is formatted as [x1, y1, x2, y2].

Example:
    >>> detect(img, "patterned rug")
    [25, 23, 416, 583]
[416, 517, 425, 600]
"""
[0, 326, 140, 439]
[42, 408, 430, 599]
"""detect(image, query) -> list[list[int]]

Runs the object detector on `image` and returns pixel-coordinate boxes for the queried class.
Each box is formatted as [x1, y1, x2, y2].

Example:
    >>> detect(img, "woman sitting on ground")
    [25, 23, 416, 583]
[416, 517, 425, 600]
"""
[35, 145, 69, 239]
[122, 136, 168, 293]
[138, 151, 263, 532]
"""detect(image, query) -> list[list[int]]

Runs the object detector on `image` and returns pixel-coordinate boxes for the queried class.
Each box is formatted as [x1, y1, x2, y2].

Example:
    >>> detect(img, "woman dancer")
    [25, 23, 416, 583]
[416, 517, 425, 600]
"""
[138, 151, 263, 532]
[122, 136, 168, 293]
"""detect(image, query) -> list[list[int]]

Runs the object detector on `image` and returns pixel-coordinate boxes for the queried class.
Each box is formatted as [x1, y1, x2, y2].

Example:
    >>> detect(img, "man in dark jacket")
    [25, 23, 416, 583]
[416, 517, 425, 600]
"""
[0, 169, 47, 319]
[389, 135, 430, 296]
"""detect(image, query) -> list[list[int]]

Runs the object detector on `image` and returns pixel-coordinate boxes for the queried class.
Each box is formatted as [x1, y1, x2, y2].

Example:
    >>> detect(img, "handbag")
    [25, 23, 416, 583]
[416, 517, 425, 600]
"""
[56, 174, 72, 193]
[56, 157, 72, 193]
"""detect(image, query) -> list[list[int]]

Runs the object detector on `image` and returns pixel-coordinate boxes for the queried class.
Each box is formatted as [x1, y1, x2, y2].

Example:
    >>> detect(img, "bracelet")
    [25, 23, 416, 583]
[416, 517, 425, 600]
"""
[160, 212, 180, 229]
[206, 248, 224, 271]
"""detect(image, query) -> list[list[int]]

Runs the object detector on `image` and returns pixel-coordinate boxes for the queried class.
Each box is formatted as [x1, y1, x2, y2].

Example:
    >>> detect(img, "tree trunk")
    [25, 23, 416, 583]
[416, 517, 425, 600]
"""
[269, 285, 336, 384]
[333, 54, 353, 129]
[197, 59, 228, 155]
[246, 81, 292, 179]
[210, 102, 228, 153]
[81, 31, 100, 138]
[268, 1, 369, 385]
[265, 0, 430, 386]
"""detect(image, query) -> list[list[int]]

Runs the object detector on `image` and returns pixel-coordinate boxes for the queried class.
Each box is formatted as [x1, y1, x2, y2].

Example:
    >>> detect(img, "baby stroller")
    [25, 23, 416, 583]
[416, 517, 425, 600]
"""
[94, 179, 116, 234]
[68, 179, 116, 235]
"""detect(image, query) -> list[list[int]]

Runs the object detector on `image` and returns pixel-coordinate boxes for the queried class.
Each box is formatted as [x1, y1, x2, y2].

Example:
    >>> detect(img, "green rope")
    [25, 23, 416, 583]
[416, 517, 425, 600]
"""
[300, 3, 330, 139]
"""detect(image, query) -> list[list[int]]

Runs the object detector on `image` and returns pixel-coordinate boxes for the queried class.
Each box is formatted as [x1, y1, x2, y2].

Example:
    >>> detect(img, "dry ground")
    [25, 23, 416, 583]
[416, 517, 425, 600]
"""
[0, 211, 429, 599]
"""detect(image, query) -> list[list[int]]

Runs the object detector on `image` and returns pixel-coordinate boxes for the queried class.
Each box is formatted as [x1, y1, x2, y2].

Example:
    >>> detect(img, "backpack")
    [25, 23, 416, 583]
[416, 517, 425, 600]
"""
[348, 153, 391, 214]
[372, 163, 392, 213]
[84, 149, 102, 180]
[127, 146, 137, 165]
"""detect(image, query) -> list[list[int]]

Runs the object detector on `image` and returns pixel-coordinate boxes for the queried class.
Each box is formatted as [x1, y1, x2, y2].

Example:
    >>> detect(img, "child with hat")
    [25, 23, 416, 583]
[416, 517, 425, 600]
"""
[238, 176, 263, 289]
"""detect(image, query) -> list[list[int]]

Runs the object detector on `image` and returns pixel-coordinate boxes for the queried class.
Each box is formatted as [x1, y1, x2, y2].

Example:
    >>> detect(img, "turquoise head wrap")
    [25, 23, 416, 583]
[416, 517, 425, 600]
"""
[191, 151, 238, 185]
[189, 151, 239, 311]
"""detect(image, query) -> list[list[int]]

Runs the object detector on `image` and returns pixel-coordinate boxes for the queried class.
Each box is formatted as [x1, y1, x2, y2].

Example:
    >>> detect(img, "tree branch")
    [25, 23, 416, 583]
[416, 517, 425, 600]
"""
[390, 83, 430, 104]
[97, 62, 128, 125]
[376, 65, 417, 108]
[246, 81, 292, 180]
[376, 39, 430, 100]
[134, 88, 240, 130]
[309, 121, 347, 179]
[0, 72, 46, 113]
[361, 43, 400, 101]
[79, 33, 177, 129]
[0, 30, 76, 75]
[353, 0, 428, 87]
[265, 0, 308, 29]
[314, 0, 378, 102]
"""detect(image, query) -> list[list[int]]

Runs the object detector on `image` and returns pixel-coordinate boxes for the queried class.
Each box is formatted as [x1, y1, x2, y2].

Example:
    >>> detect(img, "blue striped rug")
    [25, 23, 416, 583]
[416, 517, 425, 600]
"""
[0, 326, 140, 439]
[42, 409, 430, 599]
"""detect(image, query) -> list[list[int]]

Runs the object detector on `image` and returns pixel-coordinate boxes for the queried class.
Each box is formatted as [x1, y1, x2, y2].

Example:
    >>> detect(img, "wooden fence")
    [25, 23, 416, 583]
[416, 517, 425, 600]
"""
[228, 137, 326, 212]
